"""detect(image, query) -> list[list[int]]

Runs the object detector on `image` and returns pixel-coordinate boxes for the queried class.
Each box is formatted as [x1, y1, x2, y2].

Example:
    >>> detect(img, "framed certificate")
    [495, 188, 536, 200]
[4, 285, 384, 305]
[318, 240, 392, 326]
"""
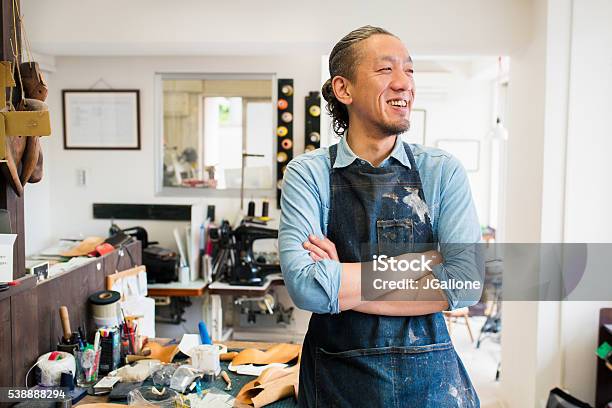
[62, 89, 140, 150]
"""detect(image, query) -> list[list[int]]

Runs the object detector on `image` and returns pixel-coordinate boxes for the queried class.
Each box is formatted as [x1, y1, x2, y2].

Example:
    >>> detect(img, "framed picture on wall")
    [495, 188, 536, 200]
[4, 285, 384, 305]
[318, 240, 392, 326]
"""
[62, 89, 141, 150]
[436, 139, 480, 172]
[401, 108, 426, 145]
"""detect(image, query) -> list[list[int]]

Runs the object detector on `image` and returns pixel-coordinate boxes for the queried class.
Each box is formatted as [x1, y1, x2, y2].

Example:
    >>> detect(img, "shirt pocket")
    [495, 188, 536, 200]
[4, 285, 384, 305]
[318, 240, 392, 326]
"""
[376, 218, 414, 255]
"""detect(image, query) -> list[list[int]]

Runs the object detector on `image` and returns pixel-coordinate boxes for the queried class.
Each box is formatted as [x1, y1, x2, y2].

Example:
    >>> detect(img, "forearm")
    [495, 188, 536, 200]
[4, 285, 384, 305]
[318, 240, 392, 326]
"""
[353, 300, 447, 316]
[352, 274, 448, 316]
[338, 251, 445, 314]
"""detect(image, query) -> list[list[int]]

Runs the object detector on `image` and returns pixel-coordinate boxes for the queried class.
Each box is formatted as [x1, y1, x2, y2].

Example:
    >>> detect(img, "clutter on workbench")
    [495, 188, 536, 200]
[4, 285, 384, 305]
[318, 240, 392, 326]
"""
[151, 363, 177, 387]
[170, 366, 201, 393]
[107, 265, 155, 337]
[236, 364, 300, 407]
[127, 385, 180, 407]
[190, 344, 225, 375]
[75, 346, 102, 387]
[231, 343, 301, 366]
[29, 351, 76, 387]
[89, 290, 121, 328]
[143, 339, 179, 363]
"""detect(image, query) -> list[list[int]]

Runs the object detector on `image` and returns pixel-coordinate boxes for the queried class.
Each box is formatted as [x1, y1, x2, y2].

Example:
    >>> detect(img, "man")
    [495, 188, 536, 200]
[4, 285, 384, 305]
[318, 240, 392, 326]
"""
[279, 26, 483, 407]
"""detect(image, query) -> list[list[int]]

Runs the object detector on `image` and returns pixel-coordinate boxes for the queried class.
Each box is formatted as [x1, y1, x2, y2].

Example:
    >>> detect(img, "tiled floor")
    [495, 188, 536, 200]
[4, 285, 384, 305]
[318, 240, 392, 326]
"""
[451, 316, 504, 408]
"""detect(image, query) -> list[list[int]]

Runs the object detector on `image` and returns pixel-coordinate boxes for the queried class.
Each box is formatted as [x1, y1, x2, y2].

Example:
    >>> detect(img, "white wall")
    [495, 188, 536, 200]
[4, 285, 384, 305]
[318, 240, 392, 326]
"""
[413, 69, 495, 226]
[559, 0, 612, 403]
[40, 55, 322, 249]
[22, 0, 531, 57]
[502, 0, 612, 406]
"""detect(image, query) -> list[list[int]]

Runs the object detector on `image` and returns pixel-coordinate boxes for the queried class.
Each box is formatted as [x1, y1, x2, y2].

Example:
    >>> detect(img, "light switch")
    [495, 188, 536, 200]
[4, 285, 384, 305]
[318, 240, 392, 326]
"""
[76, 168, 87, 186]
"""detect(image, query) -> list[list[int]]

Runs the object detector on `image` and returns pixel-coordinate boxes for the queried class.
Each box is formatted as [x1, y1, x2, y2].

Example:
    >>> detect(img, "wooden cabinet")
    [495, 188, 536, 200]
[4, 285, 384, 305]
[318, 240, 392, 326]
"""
[0, 240, 141, 387]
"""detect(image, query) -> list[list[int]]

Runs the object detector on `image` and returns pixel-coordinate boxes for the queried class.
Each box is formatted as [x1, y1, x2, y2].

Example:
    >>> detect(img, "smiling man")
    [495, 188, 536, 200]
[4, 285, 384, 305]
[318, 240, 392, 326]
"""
[279, 26, 482, 407]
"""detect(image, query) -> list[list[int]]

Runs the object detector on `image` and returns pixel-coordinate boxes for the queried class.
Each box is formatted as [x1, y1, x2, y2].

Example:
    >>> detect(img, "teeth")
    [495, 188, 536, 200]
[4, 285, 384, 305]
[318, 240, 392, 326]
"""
[388, 100, 407, 107]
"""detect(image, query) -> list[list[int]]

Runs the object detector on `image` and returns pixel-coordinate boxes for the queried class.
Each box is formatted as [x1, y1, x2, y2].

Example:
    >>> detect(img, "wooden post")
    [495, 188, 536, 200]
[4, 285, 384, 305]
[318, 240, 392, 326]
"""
[0, 0, 25, 279]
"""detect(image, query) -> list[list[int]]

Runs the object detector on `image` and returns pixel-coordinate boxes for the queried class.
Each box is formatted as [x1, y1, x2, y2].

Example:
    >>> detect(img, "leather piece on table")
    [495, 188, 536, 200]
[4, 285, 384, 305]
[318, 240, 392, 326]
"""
[221, 351, 238, 361]
[236, 364, 299, 408]
[60, 236, 105, 257]
[144, 341, 179, 363]
[231, 343, 301, 366]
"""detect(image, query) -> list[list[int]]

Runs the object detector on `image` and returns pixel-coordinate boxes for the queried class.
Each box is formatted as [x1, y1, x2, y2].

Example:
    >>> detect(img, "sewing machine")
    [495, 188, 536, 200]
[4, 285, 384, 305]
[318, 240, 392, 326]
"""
[211, 219, 281, 286]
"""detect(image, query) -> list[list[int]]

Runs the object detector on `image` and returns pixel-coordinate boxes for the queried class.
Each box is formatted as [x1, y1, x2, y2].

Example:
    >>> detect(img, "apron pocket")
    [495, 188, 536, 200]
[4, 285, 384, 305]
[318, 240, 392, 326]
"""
[377, 218, 414, 256]
[314, 343, 478, 408]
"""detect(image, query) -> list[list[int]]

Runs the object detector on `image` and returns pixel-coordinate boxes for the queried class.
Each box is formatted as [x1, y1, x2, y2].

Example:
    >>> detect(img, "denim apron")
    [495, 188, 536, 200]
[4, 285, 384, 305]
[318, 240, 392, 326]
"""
[297, 142, 479, 408]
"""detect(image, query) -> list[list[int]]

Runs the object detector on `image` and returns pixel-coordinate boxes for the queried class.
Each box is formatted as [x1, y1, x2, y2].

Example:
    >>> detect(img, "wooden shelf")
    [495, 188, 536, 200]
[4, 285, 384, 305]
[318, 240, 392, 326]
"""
[0, 274, 36, 302]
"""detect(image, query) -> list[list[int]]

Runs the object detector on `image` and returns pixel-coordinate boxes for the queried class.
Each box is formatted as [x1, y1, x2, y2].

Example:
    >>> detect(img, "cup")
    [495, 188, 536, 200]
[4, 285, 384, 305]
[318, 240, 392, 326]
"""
[190, 344, 224, 375]
[75, 348, 101, 387]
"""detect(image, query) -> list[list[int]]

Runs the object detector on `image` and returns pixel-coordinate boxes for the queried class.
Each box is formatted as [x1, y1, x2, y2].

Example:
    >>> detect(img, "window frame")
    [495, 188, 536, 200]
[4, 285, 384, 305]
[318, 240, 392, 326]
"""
[154, 72, 277, 197]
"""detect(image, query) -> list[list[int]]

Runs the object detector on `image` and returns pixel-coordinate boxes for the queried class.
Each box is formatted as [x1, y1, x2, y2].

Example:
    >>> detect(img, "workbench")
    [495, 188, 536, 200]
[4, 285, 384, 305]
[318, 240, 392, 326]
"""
[148, 274, 286, 341]
[76, 340, 299, 407]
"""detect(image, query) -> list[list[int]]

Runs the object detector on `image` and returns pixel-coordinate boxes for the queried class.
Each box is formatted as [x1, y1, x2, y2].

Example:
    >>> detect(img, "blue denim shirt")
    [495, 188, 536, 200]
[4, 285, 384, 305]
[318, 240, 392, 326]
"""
[279, 135, 482, 314]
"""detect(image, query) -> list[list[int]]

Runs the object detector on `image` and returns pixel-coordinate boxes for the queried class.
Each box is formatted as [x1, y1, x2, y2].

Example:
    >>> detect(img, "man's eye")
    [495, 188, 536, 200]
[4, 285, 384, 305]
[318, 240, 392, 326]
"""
[406, 69, 414, 75]
[378, 67, 392, 72]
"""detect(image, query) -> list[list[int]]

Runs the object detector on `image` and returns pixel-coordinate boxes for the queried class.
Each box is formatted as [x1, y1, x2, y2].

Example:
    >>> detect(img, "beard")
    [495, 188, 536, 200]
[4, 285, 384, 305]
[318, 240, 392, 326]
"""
[375, 117, 411, 137]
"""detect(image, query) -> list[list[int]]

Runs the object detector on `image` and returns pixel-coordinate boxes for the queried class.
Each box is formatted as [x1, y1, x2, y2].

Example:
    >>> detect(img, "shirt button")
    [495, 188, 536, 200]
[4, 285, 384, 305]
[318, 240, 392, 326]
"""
[360, 160, 366, 165]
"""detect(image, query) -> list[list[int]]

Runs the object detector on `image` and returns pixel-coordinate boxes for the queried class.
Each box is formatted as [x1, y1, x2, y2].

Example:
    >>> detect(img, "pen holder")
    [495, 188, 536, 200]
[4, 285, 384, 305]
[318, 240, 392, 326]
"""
[178, 265, 190, 284]
[75, 348, 101, 387]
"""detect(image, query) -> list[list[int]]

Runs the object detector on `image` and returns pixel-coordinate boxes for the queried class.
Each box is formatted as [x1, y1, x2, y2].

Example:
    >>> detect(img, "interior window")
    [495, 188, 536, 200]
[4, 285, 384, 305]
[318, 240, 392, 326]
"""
[161, 77, 274, 193]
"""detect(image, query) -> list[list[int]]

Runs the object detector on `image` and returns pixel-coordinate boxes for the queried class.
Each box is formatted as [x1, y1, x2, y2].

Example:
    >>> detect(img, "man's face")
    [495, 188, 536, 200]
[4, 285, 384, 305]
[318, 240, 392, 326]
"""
[347, 35, 415, 137]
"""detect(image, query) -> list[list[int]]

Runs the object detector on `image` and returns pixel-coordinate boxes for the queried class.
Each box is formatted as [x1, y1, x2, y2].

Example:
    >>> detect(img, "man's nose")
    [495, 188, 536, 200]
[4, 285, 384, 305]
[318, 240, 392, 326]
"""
[390, 71, 413, 93]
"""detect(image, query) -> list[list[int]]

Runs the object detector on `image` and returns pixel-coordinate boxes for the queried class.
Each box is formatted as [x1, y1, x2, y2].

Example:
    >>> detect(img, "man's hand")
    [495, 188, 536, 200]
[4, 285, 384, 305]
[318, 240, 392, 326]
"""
[303, 235, 339, 262]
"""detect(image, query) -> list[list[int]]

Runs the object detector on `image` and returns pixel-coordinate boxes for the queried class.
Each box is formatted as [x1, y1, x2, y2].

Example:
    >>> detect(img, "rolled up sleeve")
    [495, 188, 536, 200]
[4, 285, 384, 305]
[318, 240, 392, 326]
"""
[430, 156, 484, 310]
[279, 161, 341, 314]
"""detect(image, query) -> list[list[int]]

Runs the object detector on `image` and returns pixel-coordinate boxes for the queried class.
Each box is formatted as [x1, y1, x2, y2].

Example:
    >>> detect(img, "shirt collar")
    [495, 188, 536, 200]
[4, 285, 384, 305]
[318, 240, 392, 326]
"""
[333, 134, 412, 169]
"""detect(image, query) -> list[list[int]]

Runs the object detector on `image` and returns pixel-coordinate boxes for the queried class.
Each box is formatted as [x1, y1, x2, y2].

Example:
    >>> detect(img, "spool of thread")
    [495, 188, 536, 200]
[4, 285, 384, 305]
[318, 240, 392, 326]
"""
[276, 126, 288, 137]
[277, 99, 288, 110]
[281, 112, 293, 123]
[309, 132, 320, 143]
[281, 138, 292, 150]
[309, 105, 321, 117]
[281, 84, 294, 96]
[277, 152, 288, 163]
[89, 290, 121, 328]
[262, 201, 269, 218]
[247, 201, 256, 217]
[36, 352, 76, 387]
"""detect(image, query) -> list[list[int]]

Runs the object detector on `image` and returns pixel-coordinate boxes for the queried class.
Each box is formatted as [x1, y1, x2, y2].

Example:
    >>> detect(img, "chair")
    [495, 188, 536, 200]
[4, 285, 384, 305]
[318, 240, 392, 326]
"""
[443, 307, 475, 343]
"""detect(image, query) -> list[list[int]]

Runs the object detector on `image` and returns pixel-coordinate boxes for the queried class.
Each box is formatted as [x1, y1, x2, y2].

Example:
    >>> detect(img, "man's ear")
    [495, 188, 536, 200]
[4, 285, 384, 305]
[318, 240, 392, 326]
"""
[332, 76, 352, 105]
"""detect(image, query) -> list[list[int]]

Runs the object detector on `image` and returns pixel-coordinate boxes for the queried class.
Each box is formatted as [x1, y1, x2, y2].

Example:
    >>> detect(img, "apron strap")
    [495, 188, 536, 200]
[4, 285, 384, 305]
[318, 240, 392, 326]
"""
[402, 142, 418, 170]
